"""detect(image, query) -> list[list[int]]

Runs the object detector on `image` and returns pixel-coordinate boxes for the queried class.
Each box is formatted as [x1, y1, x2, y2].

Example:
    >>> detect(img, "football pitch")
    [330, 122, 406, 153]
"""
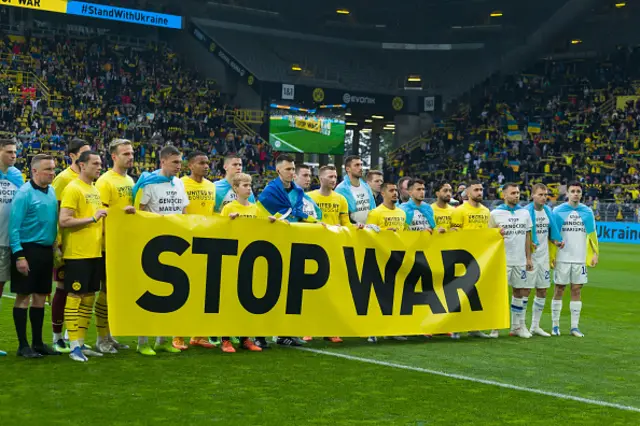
[269, 116, 345, 155]
[0, 243, 639, 425]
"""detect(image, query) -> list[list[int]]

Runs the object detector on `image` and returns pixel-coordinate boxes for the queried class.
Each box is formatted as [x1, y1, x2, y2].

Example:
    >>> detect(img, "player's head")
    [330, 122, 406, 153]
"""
[77, 150, 102, 181]
[30, 154, 55, 186]
[231, 172, 252, 199]
[502, 183, 520, 207]
[344, 155, 363, 179]
[366, 170, 384, 194]
[109, 139, 134, 170]
[223, 154, 243, 178]
[294, 164, 312, 190]
[457, 183, 467, 194]
[531, 183, 548, 207]
[408, 178, 425, 203]
[187, 150, 210, 179]
[318, 165, 338, 190]
[434, 181, 452, 204]
[467, 180, 484, 203]
[397, 177, 411, 203]
[381, 182, 398, 204]
[160, 146, 182, 177]
[276, 154, 295, 184]
[567, 181, 583, 204]
[68, 138, 91, 163]
[0, 138, 17, 168]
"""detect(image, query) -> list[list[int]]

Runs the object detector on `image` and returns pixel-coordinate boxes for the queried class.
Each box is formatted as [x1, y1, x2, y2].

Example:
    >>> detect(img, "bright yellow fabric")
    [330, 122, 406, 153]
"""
[60, 180, 103, 259]
[308, 190, 350, 226]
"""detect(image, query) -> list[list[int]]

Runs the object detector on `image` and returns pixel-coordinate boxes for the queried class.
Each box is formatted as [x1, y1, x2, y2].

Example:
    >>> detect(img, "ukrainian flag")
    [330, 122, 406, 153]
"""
[506, 112, 518, 131]
[528, 122, 541, 134]
[507, 131, 523, 141]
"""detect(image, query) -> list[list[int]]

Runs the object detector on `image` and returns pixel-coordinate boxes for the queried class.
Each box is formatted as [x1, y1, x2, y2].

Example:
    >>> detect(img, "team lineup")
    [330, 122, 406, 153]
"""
[0, 138, 599, 361]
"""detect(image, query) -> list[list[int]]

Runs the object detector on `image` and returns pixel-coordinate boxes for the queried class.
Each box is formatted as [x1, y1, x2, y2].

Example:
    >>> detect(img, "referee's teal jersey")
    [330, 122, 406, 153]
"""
[9, 181, 58, 256]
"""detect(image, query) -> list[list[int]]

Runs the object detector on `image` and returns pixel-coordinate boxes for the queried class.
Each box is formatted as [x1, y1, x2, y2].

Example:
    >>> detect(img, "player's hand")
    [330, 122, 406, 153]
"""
[590, 253, 598, 267]
[437, 227, 446, 234]
[319, 222, 328, 228]
[364, 224, 380, 233]
[499, 228, 505, 237]
[387, 227, 398, 232]
[355, 223, 365, 230]
[16, 258, 29, 276]
[267, 216, 277, 223]
[123, 206, 136, 214]
[526, 258, 534, 272]
[550, 258, 556, 268]
[229, 213, 239, 220]
[94, 209, 108, 220]
[449, 227, 458, 232]
[425, 228, 433, 234]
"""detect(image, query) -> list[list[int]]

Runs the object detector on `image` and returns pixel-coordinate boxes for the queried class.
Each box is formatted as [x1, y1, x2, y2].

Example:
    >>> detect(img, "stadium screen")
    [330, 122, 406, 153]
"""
[268, 103, 345, 155]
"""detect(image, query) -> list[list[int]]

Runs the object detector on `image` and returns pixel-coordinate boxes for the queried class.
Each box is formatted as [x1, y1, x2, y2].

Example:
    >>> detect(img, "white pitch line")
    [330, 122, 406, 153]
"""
[271, 133, 304, 153]
[297, 347, 640, 414]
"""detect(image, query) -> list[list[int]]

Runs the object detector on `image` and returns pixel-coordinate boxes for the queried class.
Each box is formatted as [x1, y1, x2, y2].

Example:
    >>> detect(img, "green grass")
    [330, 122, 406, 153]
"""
[0, 243, 639, 425]
[269, 116, 345, 155]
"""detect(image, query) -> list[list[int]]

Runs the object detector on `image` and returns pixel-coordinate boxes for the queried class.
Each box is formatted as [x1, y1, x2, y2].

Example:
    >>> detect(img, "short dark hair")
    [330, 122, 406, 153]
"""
[0, 138, 16, 149]
[68, 138, 89, 156]
[77, 150, 99, 164]
[408, 178, 425, 189]
[187, 151, 207, 162]
[366, 170, 383, 181]
[568, 181, 583, 191]
[224, 153, 241, 163]
[381, 182, 397, 192]
[319, 165, 336, 174]
[503, 182, 519, 191]
[434, 180, 450, 192]
[344, 155, 361, 168]
[467, 180, 483, 187]
[276, 154, 295, 165]
[31, 154, 53, 168]
[295, 164, 311, 173]
[397, 176, 411, 188]
[160, 145, 181, 160]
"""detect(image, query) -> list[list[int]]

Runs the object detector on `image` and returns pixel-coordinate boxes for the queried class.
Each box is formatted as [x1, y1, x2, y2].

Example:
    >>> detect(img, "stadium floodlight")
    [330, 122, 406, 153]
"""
[345, 112, 352, 116]
[571, 39, 583, 45]
[372, 115, 384, 119]
[291, 65, 302, 71]
[615, 2, 626, 7]
[490, 11, 503, 17]
[365, 119, 373, 123]
[407, 76, 422, 82]
[346, 122, 358, 126]
[336, 9, 350, 15]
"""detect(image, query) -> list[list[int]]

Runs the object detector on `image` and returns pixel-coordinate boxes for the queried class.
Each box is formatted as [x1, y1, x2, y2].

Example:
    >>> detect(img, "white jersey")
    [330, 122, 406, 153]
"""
[0, 179, 19, 247]
[140, 178, 190, 215]
[349, 183, 371, 225]
[556, 211, 587, 264]
[409, 210, 430, 231]
[221, 189, 237, 209]
[302, 196, 317, 219]
[489, 208, 532, 266]
[532, 208, 550, 263]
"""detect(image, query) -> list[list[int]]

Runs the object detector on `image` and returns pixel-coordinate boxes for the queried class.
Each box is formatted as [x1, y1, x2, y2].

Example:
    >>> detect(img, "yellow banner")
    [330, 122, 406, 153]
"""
[0, 0, 69, 13]
[106, 210, 509, 337]
[294, 117, 321, 134]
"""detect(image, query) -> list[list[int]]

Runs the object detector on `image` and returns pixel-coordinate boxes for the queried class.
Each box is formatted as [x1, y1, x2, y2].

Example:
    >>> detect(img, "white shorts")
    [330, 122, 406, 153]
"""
[526, 259, 551, 289]
[507, 266, 528, 289]
[0, 247, 10, 282]
[553, 262, 588, 285]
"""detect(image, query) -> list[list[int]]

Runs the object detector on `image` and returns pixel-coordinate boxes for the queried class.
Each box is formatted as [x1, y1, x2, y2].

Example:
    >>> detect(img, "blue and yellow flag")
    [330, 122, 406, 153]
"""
[507, 131, 523, 141]
[506, 112, 518, 131]
[528, 122, 541, 134]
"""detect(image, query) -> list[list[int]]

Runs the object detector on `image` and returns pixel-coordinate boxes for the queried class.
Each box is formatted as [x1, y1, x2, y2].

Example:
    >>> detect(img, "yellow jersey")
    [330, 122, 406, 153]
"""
[95, 170, 134, 209]
[308, 190, 349, 226]
[366, 204, 406, 232]
[181, 176, 216, 215]
[60, 179, 103, 259]
[52, 167, 79, 202]
[431, 202, 455, 230]
[450, 202, 490, 230]
[220, 200, 259, 218]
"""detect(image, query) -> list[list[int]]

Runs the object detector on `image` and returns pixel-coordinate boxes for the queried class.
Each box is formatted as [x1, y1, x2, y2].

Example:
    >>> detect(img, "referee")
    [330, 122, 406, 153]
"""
[9, 154, 59, 358]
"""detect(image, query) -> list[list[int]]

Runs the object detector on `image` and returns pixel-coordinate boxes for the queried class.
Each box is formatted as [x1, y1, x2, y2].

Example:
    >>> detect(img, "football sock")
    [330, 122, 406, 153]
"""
[521, 296, 529, 328]
[77, 294, 95, 344]
[551, 299, 562, 328]
[13, 307, 29, 348]
[570, 301, 582, 329]
[510, 297, 523, 330]
[95, 291, 109, 340]
[531, 296, 546, 329]
[29, 306, 45, 347]
[155, 337, 166, 345]
[52, 287, 68, 334]
[64, 296, 81, 347]
[138, 336, 148, 346]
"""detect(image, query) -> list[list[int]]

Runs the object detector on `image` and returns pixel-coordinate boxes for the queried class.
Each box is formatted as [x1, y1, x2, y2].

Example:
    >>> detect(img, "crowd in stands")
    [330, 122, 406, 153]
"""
[0, 33, 277, 192]
[387, 46, 640, 219]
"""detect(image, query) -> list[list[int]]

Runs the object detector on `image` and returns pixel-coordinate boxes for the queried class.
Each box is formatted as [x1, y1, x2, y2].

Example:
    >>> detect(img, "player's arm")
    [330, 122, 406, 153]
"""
[9, 190, 29, 258]
[526, 231, 533, 271]
[60, 188, 106, 228]
[138, 186, 151, 211]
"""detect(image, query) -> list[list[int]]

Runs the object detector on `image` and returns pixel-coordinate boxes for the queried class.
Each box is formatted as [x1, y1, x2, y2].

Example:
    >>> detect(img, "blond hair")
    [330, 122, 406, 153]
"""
[231, 172, 252, 189]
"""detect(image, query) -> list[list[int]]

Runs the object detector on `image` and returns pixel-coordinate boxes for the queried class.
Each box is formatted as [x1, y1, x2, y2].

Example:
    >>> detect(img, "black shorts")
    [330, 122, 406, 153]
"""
[64, 258, 102, 294]
[99, 253, 106, 291]
[11, 244, 54, 295]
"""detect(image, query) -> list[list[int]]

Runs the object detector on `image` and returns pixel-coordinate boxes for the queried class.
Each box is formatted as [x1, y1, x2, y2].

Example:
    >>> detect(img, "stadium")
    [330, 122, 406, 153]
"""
[0, 0, 639, 425]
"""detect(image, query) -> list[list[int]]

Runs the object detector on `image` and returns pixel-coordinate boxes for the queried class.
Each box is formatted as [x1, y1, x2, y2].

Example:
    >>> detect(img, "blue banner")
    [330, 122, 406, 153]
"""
[597, 221, 640, 244]
[66, 2, 182, 29]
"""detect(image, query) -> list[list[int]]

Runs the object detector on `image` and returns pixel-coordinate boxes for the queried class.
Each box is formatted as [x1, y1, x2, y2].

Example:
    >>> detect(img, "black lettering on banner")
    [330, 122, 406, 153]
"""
[344, 247, 404, 315]
[138, 236, 190, 313]
[401, 251, 446, 315]
[441, 250, 483, 312]
[286, 243, 330, 315]
[237, 241, 282, 314]
[192, 237, 239, 313]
